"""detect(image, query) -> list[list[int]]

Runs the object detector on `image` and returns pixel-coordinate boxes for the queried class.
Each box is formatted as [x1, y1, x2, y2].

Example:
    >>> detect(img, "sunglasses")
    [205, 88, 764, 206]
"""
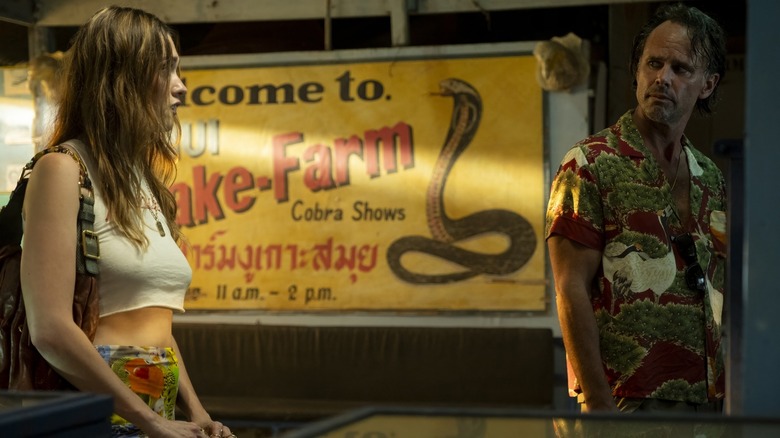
[672, 233, 707, 293]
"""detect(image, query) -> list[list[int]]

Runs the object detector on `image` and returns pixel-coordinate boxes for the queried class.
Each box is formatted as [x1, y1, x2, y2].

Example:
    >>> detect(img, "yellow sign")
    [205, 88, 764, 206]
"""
[175, 53, 545, 311]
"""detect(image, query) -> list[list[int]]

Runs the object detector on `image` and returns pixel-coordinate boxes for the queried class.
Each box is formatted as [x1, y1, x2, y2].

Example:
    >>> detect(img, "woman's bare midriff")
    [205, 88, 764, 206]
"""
[93, 307, 174, 347]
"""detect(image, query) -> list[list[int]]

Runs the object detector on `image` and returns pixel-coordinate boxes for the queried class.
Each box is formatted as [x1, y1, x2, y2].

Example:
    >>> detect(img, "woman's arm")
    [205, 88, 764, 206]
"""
[20, 152, 204, 438]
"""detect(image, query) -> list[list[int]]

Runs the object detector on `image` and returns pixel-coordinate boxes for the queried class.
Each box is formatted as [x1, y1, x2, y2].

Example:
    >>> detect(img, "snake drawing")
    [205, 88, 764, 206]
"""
[386, 78, 537, 284]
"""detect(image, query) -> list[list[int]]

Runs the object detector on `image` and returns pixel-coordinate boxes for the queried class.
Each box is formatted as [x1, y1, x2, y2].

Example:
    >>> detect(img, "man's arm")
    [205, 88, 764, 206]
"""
[548, 235, 618, 412]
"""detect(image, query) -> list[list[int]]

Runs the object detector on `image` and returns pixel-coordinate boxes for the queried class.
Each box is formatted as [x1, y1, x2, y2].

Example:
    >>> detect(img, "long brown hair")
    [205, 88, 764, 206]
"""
[49, 6, 183, 247]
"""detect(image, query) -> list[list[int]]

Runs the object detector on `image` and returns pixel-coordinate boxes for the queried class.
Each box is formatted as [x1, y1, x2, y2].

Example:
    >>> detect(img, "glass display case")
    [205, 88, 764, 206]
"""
[277, 405, 780, 438]
[0, 390, 112, 437]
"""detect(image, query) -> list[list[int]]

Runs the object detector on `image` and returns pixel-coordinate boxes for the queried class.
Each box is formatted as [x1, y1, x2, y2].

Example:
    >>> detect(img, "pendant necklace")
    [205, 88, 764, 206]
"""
[141, 185, 166, 237]
[668, 147, 689, 230]
[669, 147, 685, 192]
[150, 205, 166, 237]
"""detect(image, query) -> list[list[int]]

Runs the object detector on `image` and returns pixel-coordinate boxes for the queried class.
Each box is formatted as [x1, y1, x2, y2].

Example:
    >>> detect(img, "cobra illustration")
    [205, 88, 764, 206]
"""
[387, 78, 537, 284]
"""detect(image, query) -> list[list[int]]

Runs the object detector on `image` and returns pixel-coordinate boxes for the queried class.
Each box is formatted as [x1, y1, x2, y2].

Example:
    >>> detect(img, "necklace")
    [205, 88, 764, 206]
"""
[669, 147, 685, 192]
[140, 188, 166, 237]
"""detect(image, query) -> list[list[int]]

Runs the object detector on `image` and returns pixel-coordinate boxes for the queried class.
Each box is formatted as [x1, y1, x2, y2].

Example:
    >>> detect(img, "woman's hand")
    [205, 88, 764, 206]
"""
[144, 416, 238, 438]
[199, 419, 235, 438]
[144, 417, 211, 437]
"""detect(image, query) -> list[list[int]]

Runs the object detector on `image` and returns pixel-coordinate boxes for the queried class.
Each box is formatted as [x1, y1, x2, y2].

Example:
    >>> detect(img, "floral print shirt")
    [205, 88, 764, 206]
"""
[545, 110, 727, 403]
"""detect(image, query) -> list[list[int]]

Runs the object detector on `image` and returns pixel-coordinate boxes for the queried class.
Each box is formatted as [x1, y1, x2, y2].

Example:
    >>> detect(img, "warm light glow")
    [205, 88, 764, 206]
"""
[0, 97, 34, 145]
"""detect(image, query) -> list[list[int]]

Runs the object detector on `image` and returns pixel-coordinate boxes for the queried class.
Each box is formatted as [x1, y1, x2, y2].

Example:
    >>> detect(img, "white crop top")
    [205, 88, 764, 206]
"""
[66, 140, 192, 317]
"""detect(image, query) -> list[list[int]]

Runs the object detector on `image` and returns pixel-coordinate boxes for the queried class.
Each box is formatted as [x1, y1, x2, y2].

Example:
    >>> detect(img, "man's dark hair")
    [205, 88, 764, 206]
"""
[629, 2, 727, 115]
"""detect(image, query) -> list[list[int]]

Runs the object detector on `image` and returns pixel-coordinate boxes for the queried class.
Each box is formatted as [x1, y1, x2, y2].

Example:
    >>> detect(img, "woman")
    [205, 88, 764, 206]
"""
[20, 6, 233, 438]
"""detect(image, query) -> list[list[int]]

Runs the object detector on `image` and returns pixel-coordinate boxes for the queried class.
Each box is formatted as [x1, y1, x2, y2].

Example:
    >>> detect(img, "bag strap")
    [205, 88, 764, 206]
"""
[0, 145, 99, 276]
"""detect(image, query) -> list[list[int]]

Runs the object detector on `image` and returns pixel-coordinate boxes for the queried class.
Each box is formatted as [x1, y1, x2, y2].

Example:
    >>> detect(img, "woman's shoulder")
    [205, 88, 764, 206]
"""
[34, 145, 81, 168]
[23, 148, 82, 221]
[50, 139, 99, 182]
[31, 142, 89, 177]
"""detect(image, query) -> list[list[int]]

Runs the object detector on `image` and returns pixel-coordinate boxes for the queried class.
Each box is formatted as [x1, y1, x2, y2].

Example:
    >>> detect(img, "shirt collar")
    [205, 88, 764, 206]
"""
[613, 109, 693, 160]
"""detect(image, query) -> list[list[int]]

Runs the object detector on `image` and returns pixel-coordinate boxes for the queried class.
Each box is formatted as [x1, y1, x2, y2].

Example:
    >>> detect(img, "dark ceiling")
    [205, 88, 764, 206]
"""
[0, 1, 745, 67]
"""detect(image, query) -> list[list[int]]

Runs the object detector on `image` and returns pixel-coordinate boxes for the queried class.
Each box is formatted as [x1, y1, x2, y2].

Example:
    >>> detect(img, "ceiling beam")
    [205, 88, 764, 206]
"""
[0, 0, 34, 25]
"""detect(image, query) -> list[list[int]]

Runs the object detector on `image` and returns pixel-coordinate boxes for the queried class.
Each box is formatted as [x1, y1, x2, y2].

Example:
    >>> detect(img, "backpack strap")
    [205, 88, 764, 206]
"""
[0, 145, 99, 276]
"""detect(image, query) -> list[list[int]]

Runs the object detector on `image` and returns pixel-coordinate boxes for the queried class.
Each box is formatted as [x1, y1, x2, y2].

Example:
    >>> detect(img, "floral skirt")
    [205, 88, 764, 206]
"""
[96, 345, 180, 438]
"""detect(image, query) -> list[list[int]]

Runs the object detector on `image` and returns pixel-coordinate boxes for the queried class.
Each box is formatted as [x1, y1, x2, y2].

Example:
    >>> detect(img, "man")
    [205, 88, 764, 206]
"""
[546, 2, 728, 414]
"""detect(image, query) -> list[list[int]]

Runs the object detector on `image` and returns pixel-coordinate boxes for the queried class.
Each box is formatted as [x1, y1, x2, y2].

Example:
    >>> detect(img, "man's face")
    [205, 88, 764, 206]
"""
[634, 20, 718, 126]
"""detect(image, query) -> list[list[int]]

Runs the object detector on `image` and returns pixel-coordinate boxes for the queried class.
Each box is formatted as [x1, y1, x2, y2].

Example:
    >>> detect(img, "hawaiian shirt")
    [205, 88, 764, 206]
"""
[545, 110, 727, 404]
